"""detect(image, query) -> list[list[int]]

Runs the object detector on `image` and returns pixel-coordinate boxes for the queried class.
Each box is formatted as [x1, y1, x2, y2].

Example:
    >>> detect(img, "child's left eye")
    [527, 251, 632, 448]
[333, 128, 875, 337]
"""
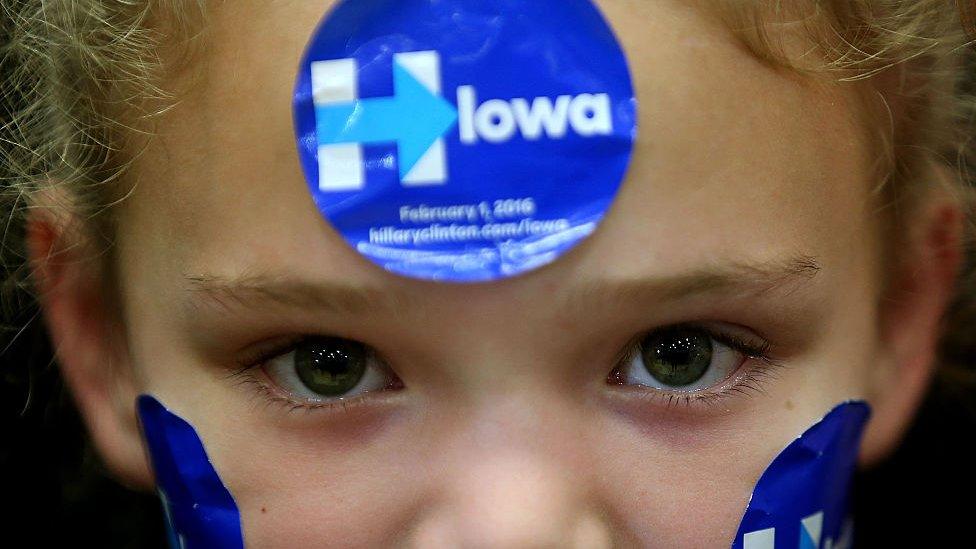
[607, 324, 779, 402]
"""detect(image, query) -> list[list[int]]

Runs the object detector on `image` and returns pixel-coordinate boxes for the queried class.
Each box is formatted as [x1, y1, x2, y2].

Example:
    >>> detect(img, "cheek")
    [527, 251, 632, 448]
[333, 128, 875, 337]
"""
[205, 405, 427, 547]
[592, 411, 797, 546]
[233, 468, 418, 548]
[599, 451, 751, 546]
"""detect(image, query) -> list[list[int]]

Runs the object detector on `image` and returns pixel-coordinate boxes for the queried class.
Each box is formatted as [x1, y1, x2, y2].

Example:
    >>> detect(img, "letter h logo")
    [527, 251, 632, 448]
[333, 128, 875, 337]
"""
[311, 51, 458, 192]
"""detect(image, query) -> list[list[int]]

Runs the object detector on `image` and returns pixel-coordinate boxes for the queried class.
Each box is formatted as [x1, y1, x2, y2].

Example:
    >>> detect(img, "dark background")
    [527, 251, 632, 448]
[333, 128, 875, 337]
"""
[2, 19, 975, 549]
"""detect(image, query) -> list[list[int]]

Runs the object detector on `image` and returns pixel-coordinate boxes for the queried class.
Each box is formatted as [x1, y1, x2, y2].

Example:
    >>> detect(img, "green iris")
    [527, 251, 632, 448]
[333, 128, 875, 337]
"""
[294, 337, 367, 397]
[641, 328, 713, 387]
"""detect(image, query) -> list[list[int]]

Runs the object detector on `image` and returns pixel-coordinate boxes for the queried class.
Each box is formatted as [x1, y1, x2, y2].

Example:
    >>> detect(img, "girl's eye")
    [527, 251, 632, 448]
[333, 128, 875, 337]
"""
[260, 336, 401, 404]
[609, 326, 769, 394]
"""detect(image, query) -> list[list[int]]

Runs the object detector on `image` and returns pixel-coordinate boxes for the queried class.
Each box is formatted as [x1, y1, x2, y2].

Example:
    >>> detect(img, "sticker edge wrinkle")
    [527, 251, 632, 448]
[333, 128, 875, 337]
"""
[731, 400, 872, 549]
[137, 394, 245, 549]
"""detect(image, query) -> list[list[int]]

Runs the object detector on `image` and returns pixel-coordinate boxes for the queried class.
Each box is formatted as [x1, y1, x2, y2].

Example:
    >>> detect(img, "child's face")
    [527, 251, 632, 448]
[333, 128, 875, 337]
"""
[92, 0, 904, 546]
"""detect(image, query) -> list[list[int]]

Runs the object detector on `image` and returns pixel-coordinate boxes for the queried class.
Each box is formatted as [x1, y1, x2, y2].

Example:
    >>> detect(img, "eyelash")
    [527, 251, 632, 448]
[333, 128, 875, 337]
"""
[231, 374, 381, 416]
[228, 325, 786, 415]
[227, 337, 386, 416]
[609, 324, 785, 409]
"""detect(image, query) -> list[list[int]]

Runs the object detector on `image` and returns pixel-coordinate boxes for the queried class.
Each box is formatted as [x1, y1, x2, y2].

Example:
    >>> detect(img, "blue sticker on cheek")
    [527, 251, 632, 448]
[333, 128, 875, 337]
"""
[137, 395, 244, 549]
[293, 0, 638, 282]
[732, 401, 872, 549]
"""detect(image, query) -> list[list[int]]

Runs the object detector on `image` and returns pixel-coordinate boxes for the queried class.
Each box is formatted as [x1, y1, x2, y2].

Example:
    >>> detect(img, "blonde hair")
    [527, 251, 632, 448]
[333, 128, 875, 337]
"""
[1, 1, 975, 379]
[719, 1, 976, 385]
[718, 1, 974, 209]
[1, 0, 203, 317]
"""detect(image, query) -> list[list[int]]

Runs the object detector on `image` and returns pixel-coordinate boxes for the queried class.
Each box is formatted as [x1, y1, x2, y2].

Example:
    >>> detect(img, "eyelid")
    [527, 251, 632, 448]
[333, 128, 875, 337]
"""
[233, 335, 307, 374]
[620, 322, 774, 363]
[232, 374, 385, 415]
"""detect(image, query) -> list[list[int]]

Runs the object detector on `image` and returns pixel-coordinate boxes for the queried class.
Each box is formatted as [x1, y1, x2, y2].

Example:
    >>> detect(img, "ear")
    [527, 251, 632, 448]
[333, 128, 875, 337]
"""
[859, 164, 967, 466]
[27, 194, 153, 490]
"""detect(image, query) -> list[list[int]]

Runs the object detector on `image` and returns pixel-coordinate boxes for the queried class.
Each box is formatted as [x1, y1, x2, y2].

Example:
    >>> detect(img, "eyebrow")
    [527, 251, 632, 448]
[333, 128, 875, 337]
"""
[183, 254, 821, 317]
[183, 272, 417, 317]
[559, 254, 822, 313]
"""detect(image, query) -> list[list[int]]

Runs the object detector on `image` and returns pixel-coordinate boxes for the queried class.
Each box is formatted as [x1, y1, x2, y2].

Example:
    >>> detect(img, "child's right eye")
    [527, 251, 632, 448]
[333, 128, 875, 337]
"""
[241, 336, 404, 411]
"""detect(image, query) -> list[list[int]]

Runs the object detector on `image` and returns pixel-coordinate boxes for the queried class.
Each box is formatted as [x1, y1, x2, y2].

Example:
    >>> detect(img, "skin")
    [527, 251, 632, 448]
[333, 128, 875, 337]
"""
[30, 0, 964, 547]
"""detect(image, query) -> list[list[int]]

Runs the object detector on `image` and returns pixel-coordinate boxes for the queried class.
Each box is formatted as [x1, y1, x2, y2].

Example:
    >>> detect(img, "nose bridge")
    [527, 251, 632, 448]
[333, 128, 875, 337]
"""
[407, 390, 614, 548]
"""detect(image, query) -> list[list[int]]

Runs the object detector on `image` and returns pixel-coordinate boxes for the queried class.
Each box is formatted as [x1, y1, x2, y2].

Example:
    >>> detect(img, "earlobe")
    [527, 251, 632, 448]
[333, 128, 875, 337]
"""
[859, 167, 967, 467]
[27, 204, 154, 491]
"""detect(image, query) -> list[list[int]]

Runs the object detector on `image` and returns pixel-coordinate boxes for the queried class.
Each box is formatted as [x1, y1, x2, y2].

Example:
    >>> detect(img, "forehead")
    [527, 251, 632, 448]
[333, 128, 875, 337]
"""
[121, 0, 875, 293]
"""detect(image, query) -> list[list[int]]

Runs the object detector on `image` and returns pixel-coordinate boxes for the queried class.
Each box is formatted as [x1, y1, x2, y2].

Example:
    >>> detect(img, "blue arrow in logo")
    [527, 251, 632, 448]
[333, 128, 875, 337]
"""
[315, 61, 458, 180]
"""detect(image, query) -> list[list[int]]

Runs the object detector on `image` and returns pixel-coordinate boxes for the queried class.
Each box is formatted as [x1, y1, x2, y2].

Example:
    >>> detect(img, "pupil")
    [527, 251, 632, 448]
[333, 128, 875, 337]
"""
[294, 337, 367, 397]
[641, 329, 713, 387]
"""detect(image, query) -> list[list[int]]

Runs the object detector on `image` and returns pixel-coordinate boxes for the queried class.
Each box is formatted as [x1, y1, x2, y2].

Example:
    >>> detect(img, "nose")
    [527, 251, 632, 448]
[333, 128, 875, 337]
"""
[405, 394, 615, 548]
[409, 452, 614, 548]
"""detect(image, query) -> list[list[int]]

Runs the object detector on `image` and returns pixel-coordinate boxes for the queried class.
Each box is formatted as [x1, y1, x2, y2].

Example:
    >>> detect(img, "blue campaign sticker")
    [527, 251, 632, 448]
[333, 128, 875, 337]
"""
[732, 401, 872, 549]
[293, 0, 637, 282]
[137, 395, 244, 549]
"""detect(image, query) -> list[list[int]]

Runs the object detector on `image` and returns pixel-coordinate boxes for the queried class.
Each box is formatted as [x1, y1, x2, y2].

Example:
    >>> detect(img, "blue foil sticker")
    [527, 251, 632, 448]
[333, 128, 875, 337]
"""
[732, 401, 872, 549]
[137, 395, 244, 549]
[293, 0, 637, 282]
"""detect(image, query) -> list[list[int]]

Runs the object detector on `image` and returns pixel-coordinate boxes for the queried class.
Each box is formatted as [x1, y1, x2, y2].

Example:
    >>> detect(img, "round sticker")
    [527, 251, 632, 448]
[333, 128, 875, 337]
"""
[293, 0, 637, 282]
